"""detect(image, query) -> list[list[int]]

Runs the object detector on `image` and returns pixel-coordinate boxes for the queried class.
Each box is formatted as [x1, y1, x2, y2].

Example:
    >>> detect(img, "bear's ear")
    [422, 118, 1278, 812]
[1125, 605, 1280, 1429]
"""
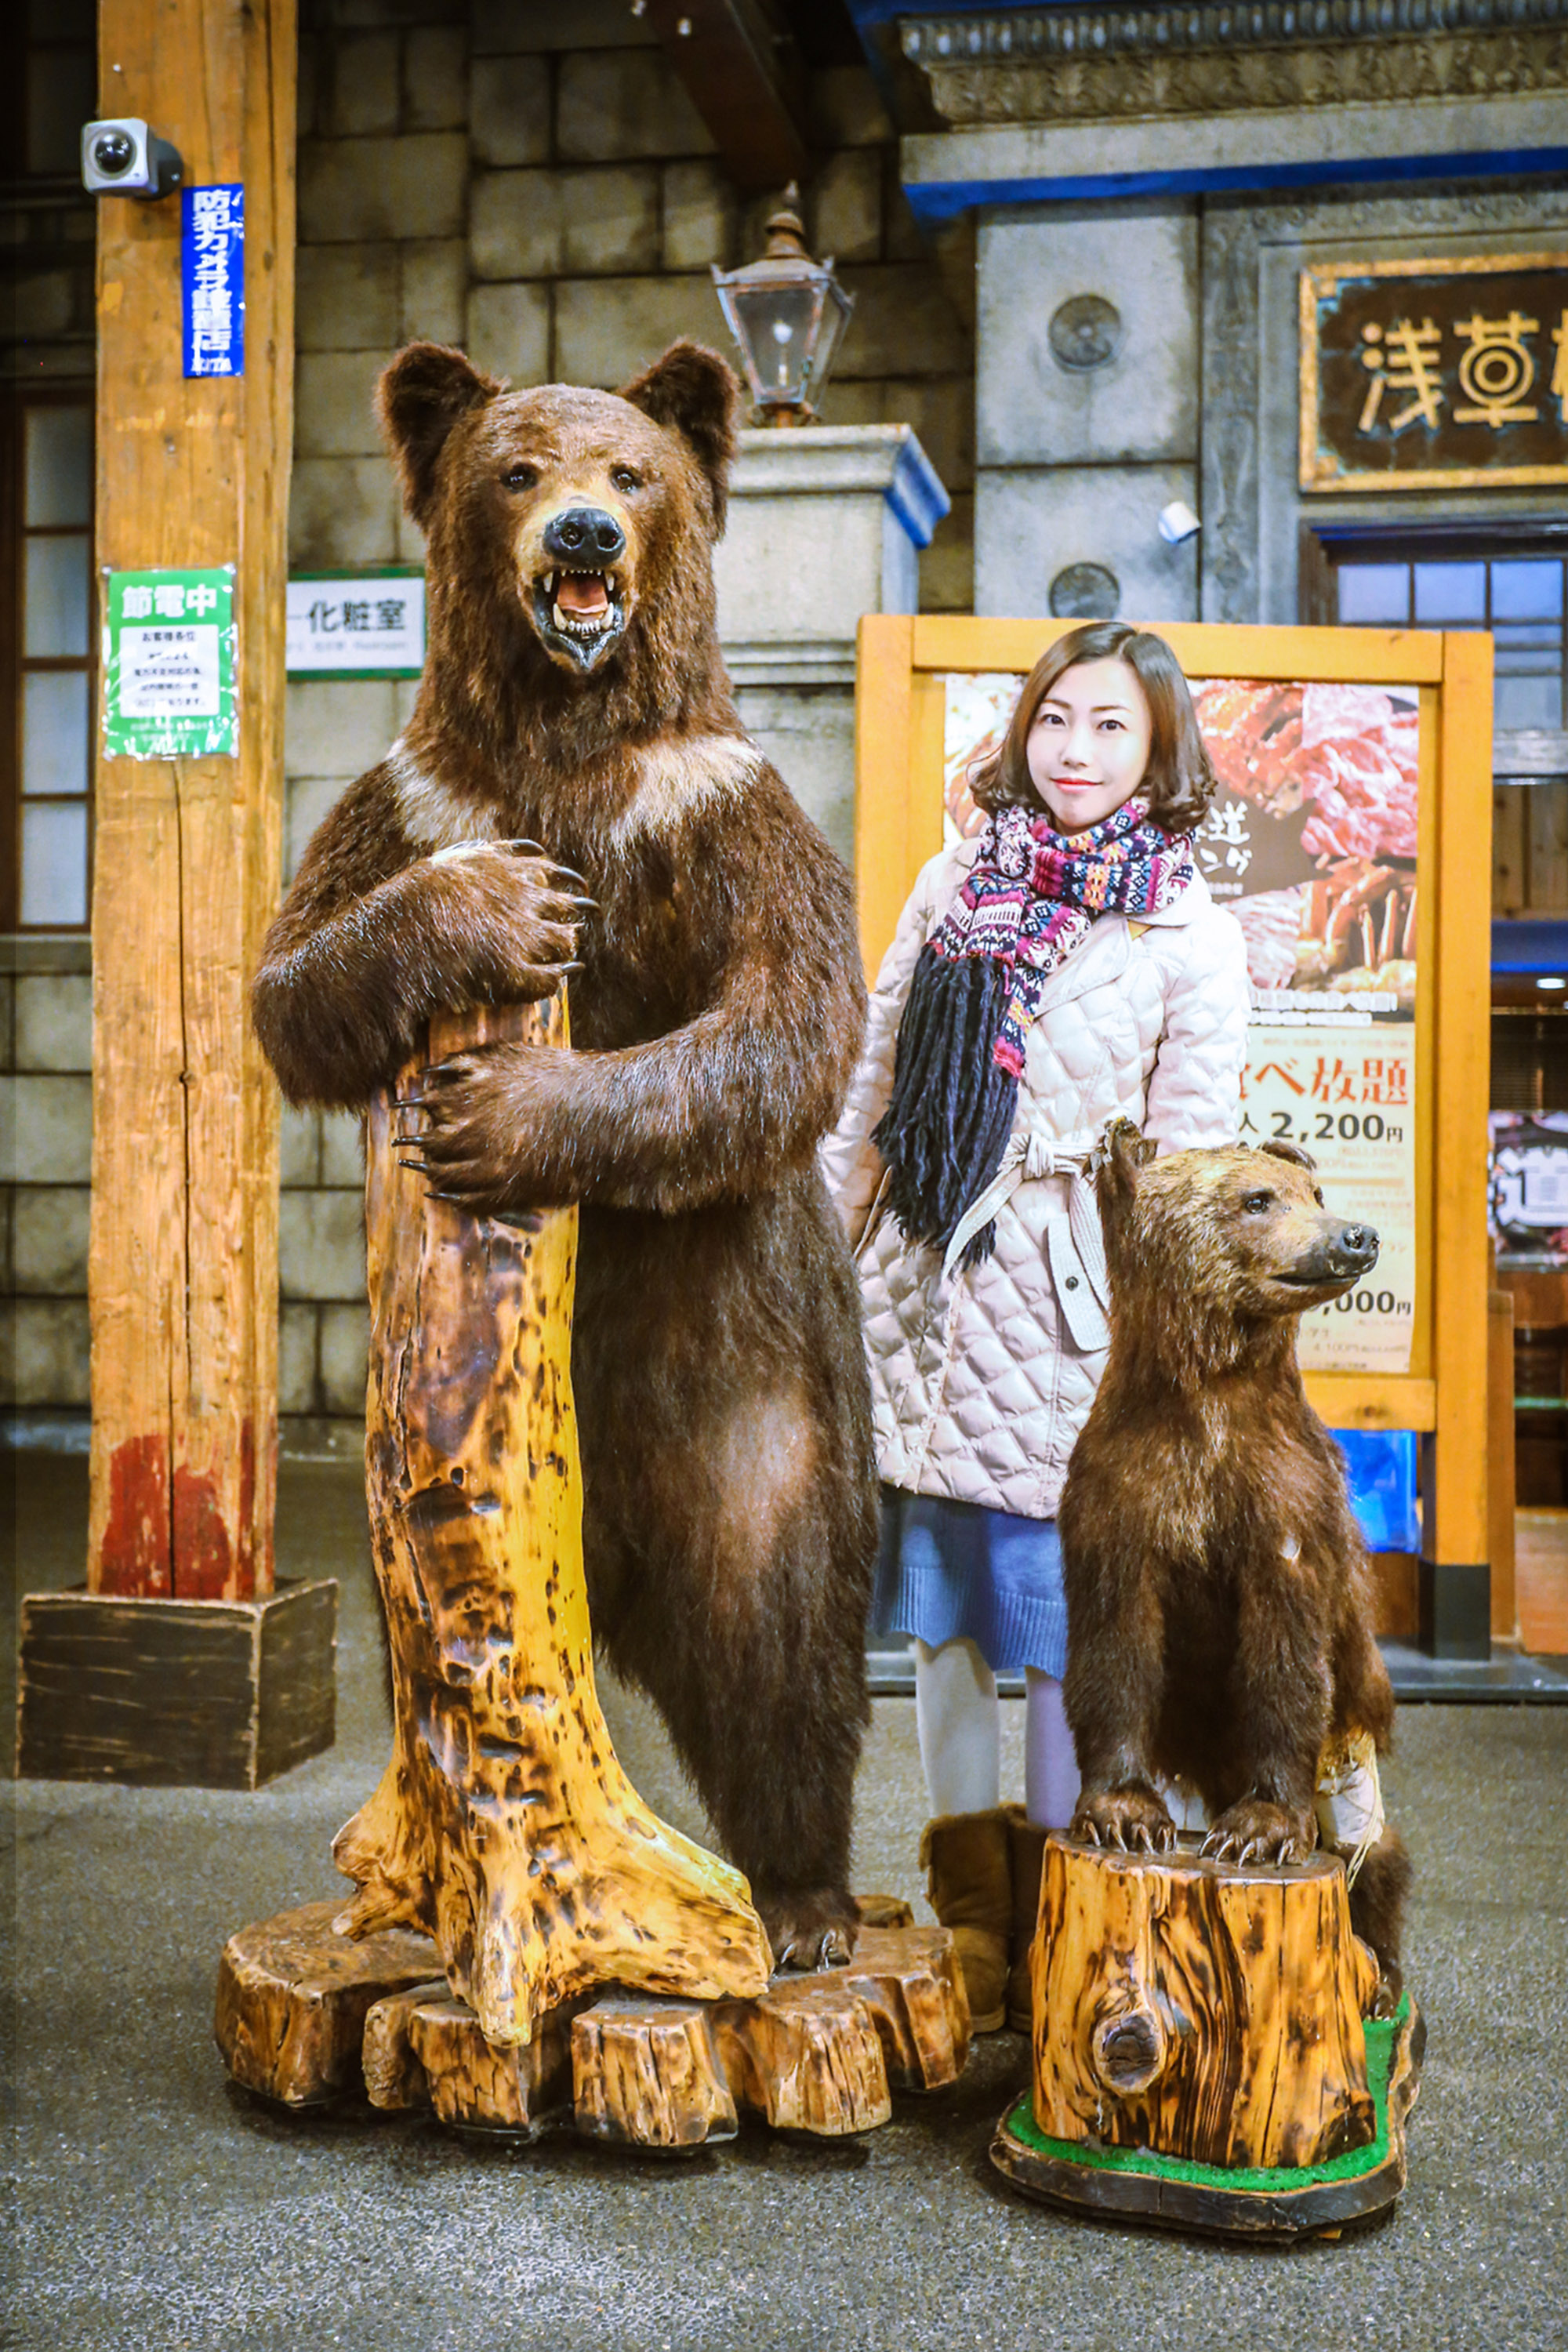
[1259, 1138, 1318, 1174]
[619, 341, 740, 533]
[1096, 1117, 1156, 1207]
[377, 342, 504, 532]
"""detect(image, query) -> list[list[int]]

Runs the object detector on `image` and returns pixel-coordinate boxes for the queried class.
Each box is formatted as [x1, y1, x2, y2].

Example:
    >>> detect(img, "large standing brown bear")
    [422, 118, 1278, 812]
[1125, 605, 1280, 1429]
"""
[1058, 1120, 1410, 2006]
[252, 340, 879, 1967]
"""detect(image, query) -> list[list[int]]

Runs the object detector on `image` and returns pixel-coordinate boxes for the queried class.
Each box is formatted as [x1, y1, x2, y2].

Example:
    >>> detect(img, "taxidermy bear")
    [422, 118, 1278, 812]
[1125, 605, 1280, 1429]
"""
[252, 339, 879, 1967]
[1058, 1120, 1410, 2007]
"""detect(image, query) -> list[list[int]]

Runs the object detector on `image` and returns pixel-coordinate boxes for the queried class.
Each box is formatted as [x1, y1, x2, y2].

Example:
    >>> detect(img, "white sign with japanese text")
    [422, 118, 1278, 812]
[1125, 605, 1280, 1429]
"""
[1240, 1026, 1417, 1375]
[286, 576, 426, 674]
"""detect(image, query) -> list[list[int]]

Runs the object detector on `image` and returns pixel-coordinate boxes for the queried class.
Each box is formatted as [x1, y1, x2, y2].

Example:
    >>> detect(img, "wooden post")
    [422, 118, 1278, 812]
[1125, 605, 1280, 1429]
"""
[15, 0, 332, 1786]
[1488, 1286, 1519, 1644]
[87, 0, 293, 1602]
[332, 996, 775, 2048]
[1421, 630, 1495, 1657]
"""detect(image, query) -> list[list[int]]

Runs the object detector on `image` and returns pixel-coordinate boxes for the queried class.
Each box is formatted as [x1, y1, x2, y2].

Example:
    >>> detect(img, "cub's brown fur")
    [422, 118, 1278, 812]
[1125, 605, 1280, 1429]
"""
[252, 340, 878, 1966]
[1058, 1120, 1410, 2003]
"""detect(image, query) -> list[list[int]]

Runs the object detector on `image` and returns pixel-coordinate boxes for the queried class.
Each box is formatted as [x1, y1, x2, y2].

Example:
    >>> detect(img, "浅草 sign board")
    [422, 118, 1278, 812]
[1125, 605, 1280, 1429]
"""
[1300, 252, 1568, 493]
[853, 618, 1492, 1585]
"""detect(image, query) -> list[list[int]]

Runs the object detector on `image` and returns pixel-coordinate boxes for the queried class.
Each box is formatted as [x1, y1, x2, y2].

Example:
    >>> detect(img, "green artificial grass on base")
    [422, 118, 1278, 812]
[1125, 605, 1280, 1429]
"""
[1004, 1993, 1410, 2194]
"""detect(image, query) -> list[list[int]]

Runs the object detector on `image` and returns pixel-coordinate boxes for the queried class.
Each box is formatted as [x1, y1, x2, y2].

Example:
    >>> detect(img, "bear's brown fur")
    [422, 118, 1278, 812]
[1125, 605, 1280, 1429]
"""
[251, 339, 878, 1967]
[1058, 1120, 1409, 2003]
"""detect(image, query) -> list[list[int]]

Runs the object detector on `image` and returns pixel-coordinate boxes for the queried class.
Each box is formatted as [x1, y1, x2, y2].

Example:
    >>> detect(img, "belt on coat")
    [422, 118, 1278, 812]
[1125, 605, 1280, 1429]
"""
[941, 1131, 1113, 1353]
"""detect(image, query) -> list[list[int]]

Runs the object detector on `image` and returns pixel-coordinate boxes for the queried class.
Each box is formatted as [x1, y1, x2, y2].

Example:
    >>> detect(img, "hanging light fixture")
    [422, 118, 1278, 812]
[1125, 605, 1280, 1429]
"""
[711, 185, 854, 428]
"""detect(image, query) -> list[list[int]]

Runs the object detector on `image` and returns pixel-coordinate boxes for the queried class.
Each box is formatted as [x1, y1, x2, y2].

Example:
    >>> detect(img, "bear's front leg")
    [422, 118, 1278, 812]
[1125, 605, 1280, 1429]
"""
[1201, 1538, 1330, 1867]
[1060, 1508, 1176, 1853]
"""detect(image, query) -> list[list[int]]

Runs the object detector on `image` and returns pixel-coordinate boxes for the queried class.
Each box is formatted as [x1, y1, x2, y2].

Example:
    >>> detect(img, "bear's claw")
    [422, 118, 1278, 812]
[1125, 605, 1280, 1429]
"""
[1071, 1786, 1178, 1856]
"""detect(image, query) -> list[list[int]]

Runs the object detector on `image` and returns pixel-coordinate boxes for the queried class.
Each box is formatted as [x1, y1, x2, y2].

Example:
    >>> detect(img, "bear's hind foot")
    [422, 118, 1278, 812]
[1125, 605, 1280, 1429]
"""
[1071, 1784, 1177, 1854]
[1202, 1797, 1316, 1867]
[755, 1886, 861, 1972]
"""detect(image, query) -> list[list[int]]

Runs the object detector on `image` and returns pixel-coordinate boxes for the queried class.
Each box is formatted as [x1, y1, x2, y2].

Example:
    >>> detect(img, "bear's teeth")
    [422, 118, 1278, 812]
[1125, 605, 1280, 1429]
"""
[553, 601, 570, 630]
[543, 571, 557, 596]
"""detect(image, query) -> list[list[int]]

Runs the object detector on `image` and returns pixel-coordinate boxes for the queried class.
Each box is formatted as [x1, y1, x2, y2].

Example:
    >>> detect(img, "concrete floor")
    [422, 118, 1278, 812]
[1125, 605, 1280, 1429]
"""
[5, 1454, 1567, 2352]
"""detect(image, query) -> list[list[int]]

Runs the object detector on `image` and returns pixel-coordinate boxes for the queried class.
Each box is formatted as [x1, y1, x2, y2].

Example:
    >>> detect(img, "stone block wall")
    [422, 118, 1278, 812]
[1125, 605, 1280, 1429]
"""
[267, 0, 976, 1441]
[5, 1, 975, 1441]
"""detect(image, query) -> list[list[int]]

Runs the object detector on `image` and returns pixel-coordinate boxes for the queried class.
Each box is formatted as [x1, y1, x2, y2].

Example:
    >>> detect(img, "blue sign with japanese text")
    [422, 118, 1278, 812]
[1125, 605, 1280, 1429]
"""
[183, 184, 245, 379]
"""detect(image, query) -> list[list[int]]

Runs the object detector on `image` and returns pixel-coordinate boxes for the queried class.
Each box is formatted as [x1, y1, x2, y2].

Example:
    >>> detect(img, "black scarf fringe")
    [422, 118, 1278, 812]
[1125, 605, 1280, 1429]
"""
[872, 949, 1020, 1265]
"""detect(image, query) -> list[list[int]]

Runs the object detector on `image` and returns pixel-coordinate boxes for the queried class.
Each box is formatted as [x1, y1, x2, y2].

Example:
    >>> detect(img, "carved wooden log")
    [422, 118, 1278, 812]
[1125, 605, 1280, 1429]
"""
[1030, 1837, 1381, 2172]
[214, 1900, 440, 2106]
[332, 995, 772, 2047]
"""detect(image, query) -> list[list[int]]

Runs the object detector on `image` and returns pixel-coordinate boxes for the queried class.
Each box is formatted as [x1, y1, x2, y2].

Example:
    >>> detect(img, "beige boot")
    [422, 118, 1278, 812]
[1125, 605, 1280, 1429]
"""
[920, 1809, 1013, 2034]
[1005, 1811, 1048, 2034]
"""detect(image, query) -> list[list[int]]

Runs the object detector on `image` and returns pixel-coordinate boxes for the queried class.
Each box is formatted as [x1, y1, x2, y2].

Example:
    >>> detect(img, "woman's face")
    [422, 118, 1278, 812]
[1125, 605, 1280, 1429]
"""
[1025, 656, 1153, 835]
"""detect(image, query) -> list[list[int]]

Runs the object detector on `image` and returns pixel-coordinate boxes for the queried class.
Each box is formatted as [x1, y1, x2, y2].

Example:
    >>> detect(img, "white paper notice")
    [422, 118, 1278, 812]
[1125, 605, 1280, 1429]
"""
[1240, 1024, 1417, 1374]
[117, 624, 223, 719]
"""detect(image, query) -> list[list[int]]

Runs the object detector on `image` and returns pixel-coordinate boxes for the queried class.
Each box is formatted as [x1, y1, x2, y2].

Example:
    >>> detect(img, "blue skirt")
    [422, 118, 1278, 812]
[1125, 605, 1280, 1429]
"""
[871, 1487, 1069, 1678]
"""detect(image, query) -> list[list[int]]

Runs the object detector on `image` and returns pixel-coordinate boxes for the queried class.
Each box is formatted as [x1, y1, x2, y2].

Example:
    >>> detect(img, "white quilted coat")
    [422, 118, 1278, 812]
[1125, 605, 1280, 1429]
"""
[822, 837, 1250, 1520]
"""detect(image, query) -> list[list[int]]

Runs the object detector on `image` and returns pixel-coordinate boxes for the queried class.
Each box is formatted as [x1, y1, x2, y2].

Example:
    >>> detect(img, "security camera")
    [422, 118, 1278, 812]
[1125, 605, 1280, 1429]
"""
[1158, 500, 1202, 546]
[81, 120, 184, 201]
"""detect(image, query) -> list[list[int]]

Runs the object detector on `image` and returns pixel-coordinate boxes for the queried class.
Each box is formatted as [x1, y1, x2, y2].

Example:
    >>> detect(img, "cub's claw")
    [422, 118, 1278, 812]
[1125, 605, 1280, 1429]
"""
[1071, 1786, 1177, 1856]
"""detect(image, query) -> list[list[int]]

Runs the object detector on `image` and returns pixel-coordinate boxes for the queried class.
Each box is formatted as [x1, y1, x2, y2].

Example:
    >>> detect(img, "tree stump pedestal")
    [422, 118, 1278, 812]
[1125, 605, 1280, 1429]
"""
[990, 1835, 1422, 2240]
[216, 1896, 970, 2147]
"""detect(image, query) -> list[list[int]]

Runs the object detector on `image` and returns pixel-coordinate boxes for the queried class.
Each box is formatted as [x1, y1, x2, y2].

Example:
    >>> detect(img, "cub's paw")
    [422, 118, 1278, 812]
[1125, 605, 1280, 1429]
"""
[1366, 1960, 1404, 2021]
[1202, 1798, 1316, 1867]
[757, 1888, 861, 1973]
[425, 840, 591, 1005]
[394, 1042, 561, 1221]
[1070, 1785, 1177, 1855]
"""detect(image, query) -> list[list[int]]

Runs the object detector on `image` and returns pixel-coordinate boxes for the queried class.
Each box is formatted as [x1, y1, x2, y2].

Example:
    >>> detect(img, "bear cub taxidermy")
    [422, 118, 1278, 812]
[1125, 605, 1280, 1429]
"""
[252, 339, 879, 1969]
[1059, 1120, 1410, 2009]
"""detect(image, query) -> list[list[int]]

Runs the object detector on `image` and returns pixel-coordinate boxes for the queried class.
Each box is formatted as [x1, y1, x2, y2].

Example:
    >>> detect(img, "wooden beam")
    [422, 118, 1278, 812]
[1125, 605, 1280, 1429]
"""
[88, 0, 294, 1601]
[647, 0, 810, 195]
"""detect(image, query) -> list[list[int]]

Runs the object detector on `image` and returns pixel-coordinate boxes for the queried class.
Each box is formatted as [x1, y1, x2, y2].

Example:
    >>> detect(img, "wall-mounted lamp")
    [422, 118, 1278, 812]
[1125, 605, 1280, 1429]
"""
[1158, 500, 1202, 546]
[712, 187, 854, 427]
[82, 119, 184, 201]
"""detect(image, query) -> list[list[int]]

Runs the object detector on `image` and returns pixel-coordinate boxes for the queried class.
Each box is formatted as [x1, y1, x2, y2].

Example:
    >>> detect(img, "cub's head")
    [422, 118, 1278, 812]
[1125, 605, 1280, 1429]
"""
[1095, 1118, 1380, 1326]
[376, 339, 739, 682]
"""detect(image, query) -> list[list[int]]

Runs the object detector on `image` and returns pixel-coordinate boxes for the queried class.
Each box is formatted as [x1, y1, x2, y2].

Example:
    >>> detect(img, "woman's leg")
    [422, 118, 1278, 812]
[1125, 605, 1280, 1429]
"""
[1023, 1668, 1079, 1830]
[914, 1635, 1000, 1817]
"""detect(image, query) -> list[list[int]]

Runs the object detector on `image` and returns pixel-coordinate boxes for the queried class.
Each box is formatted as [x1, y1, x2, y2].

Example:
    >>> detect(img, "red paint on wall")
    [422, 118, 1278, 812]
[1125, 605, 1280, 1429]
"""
[172, 1461, 236, 1600]
[96, 1434, 172, 1596]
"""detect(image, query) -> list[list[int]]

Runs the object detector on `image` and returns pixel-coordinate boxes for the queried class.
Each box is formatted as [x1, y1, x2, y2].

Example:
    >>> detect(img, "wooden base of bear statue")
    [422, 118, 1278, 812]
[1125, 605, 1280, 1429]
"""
[990, 1835, 1423, 2241]
[215, 1896, 969, 2147]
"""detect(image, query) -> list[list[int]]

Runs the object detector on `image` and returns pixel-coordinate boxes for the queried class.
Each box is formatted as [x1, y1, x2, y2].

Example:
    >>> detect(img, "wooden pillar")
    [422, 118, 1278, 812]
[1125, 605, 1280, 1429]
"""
[14, 0, 324, 1786]
[87, 0, 294, 1602]
[1421, 630, 1494, 1658]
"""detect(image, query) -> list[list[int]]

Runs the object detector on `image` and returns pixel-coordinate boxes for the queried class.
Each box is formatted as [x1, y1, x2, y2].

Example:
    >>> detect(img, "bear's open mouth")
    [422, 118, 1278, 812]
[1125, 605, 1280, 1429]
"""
[532, 565, 626, 671]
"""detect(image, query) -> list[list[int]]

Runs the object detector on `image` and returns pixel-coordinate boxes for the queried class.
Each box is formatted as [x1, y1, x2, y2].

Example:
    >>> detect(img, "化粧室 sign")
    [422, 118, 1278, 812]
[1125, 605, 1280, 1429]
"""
[1300, 252, 1568, 493]
[286, 574, 426, 676]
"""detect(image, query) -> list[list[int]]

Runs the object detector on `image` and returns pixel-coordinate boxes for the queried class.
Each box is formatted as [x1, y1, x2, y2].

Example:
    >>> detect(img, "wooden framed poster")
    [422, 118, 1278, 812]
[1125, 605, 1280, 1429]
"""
[853, 618, 1493, 1602]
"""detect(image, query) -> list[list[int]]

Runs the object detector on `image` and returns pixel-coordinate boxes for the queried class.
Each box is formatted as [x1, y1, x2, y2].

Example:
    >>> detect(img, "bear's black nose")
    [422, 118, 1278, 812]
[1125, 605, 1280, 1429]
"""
[544, 506, 626, 565]
[1338, 1223, 1379, 1266]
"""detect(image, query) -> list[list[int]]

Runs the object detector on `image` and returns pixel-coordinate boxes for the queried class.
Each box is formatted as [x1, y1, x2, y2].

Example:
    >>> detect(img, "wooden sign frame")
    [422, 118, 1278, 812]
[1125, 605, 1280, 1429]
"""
[853, 616, 1493, 1613]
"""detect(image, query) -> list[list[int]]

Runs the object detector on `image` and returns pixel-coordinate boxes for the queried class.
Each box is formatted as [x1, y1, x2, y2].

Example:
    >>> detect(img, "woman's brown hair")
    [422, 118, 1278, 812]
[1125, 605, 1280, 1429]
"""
[968, 622, 1217, 836]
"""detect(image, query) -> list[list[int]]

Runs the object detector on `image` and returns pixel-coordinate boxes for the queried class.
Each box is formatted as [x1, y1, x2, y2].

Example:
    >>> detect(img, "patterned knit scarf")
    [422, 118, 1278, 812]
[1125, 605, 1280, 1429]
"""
[873, 798, 1194, 1264]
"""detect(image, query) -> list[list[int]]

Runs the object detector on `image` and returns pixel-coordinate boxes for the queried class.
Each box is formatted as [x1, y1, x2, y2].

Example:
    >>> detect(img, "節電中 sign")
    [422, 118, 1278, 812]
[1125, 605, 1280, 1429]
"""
[285, 575, 426, 675]
[103, 568, 238, 759]
[1301, 252, 1567, 493]
[183, 185, 245, 379]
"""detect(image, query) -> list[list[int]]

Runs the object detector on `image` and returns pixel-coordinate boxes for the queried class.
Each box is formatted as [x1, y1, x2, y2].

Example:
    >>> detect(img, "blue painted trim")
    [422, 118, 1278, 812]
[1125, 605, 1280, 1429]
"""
[1493, 918, 1568, 975]
[905, 145, 1568, 223]
[885, 437, 953, 548]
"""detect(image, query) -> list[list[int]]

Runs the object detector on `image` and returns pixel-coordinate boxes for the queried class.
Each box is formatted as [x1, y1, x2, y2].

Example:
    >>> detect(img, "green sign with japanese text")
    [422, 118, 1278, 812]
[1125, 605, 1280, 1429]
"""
[102, 567, 238, 758]
[1301, 252, 1568, 494]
